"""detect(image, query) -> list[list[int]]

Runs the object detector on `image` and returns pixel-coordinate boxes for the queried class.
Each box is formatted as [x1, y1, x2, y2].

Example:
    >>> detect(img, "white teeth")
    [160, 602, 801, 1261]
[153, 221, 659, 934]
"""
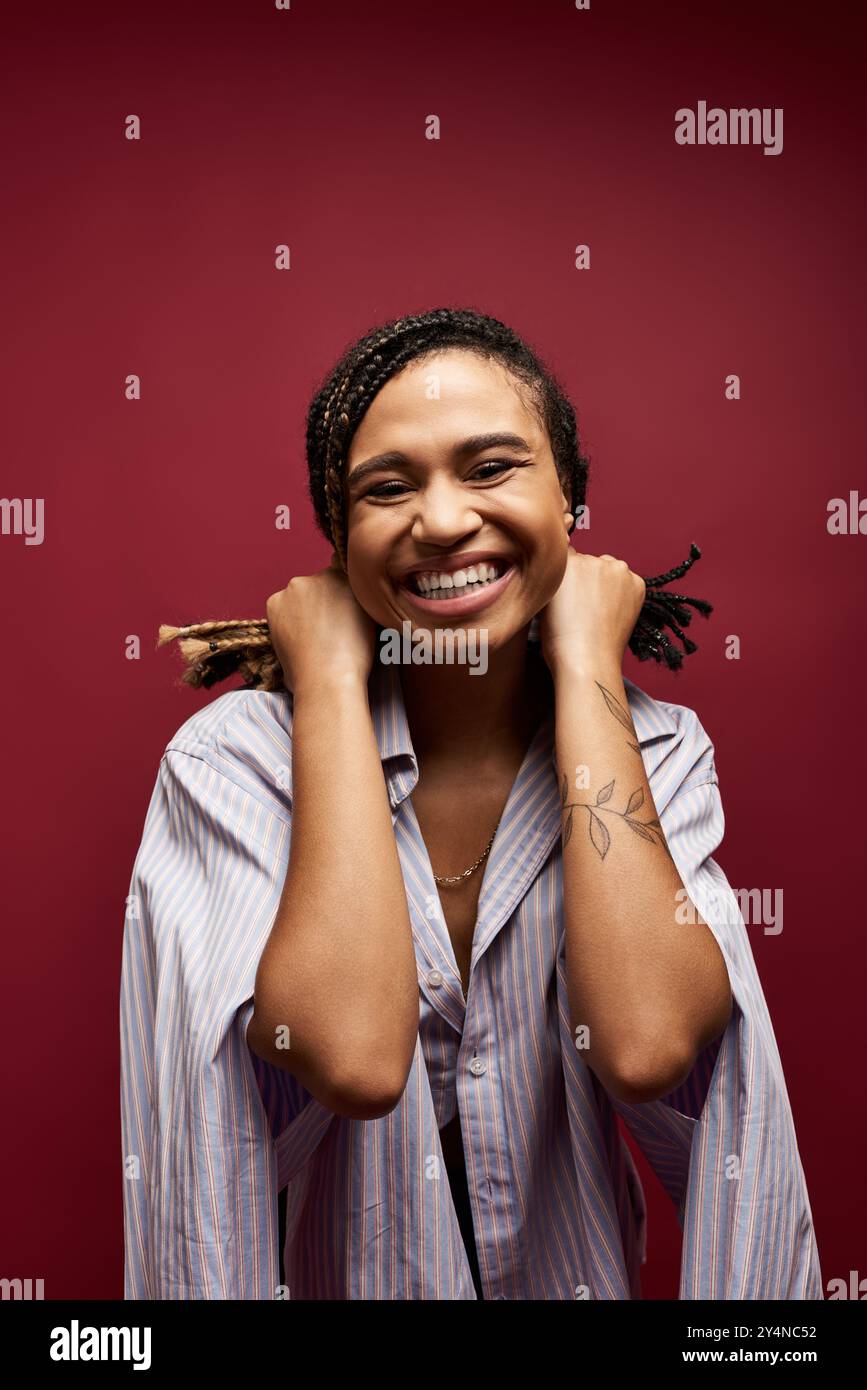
[406, 558, 511, 598]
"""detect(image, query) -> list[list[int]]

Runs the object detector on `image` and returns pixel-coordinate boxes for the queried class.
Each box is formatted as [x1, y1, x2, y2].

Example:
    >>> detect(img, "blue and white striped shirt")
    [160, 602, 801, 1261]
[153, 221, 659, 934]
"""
[120, 637, 822, 1299]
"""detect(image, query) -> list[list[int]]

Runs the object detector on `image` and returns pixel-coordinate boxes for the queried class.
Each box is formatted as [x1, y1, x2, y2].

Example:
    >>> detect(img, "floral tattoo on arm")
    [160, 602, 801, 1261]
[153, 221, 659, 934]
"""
[560, 682, 674, 862]
[596, 681, 642, 756]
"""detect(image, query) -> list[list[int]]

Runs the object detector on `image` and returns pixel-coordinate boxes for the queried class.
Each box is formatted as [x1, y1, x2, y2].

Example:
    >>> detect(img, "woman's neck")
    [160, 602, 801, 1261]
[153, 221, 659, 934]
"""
[396, 627, 553, 769]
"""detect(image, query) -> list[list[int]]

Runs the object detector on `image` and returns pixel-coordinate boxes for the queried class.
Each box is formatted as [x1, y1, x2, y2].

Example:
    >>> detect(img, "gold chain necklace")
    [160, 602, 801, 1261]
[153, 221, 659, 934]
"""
[432, 820, 500, 886]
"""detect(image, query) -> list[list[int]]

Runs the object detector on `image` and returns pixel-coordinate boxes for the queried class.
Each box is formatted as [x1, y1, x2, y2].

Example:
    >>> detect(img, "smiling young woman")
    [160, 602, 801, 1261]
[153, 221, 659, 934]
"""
[121, 307, 822, 1301]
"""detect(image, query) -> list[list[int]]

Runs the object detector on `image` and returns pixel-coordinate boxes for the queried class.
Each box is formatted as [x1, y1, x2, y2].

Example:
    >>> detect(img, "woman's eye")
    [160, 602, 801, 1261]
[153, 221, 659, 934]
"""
[472, 459, 519, 480]
[365, 481, 412, 499]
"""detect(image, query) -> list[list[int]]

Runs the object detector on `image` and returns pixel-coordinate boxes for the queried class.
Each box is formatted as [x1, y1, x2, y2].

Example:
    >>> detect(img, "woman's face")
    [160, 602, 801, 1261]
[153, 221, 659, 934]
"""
[343, 349, 572, 648]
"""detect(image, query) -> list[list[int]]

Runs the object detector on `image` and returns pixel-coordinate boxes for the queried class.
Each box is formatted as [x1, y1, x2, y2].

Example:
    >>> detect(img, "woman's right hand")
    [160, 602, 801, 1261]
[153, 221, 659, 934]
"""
[265, 551, 377, 693]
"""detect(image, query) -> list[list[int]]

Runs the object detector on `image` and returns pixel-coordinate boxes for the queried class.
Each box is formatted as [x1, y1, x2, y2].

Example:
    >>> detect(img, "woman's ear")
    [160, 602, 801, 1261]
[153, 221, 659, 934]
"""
[559, 479, 572, 528]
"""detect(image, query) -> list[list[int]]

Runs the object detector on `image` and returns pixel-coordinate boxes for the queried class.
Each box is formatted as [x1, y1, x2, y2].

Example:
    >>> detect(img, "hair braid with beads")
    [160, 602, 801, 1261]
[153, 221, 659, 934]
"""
[158, 306, 712, 692]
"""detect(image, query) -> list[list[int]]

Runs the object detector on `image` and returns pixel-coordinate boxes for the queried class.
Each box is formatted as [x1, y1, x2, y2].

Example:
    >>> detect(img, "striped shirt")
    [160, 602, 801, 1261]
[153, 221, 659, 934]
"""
[120, 631, 823, 1300]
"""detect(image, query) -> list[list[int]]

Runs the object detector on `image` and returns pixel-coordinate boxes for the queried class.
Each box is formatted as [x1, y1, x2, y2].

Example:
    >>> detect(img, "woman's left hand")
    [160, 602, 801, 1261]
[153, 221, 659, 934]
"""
[538, 549, 647, 676]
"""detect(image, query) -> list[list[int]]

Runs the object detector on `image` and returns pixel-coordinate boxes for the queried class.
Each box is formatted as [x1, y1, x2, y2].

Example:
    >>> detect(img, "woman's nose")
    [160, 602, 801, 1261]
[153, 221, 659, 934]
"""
[409, 483, 483, 543]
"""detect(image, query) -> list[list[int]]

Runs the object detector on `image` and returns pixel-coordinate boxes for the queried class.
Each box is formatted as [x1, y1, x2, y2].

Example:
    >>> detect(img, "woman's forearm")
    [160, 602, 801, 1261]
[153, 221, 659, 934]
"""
[553, 658, 732, 1105]
[248, 672, 419, 1119]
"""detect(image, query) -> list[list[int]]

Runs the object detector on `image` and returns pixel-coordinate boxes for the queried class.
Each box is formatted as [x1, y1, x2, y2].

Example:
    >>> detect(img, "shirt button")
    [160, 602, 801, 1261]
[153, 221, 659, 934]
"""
[427, 970, 444, 987]
[469, 1057, 487, 1076]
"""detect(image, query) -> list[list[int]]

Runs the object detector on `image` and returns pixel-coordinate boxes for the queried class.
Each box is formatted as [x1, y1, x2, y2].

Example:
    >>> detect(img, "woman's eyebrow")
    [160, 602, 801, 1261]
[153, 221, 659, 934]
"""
[346, 432, 532, 492]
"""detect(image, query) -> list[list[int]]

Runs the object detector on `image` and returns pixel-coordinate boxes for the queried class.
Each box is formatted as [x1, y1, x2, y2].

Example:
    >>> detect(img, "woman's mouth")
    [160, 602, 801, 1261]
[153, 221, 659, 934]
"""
[394, 558, 517, 618]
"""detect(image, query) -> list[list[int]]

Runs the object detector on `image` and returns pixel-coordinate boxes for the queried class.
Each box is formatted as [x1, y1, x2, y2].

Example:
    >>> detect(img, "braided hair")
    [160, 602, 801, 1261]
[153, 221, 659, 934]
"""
[158, 306, 712, 692]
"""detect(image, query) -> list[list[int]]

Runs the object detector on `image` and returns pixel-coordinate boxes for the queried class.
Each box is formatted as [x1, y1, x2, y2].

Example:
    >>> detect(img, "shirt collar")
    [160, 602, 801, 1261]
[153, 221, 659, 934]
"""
[368, 657, 419, 810]
[366, 631, 679, 814]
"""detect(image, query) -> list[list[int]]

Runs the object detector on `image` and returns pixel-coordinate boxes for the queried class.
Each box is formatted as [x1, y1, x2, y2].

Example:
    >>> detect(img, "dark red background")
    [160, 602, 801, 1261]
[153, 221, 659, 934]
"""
[1, 0, 863, 1299]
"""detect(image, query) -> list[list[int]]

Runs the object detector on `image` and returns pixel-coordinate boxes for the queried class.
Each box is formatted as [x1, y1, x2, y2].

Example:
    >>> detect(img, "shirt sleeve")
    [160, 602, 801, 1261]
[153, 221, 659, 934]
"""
[120, 747, 335, 1300]
[610, 709, 824, 1299]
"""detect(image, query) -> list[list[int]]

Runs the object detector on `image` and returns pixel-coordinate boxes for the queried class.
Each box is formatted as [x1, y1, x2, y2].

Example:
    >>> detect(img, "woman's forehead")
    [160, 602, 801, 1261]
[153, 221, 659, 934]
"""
[349, 355, 540, 456]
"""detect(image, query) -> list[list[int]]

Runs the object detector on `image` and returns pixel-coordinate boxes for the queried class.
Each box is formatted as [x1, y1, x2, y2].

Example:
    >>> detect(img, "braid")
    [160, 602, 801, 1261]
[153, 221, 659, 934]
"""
[156, 619, 284, 692]
[628, 543, 714, 670]
[159, 306, 712, 690]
